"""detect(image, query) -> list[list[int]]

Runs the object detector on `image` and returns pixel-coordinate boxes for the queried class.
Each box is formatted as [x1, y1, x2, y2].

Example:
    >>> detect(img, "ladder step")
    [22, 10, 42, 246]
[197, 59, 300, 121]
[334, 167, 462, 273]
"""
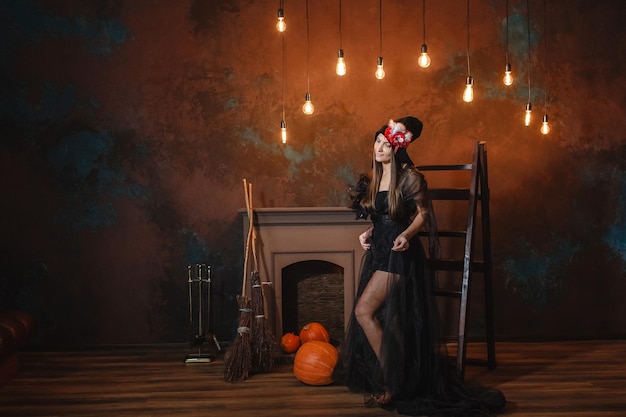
[433, 288, 462, 298]
[429, 188, 470, 200]
[430, 259, 485, 273]
[418, 230, 467, 238]
[417, 164, 473, 171]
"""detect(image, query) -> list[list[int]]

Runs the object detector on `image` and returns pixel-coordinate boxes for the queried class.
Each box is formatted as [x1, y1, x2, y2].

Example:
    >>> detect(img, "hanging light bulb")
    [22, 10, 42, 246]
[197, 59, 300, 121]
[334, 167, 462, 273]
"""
[336, 49, 346, 76]
[375, 56, 385, 80]
[375, 0, 385, 80]
[336, 0, 346, 76]
[279, 12, 286, 144]
[463, 76, 474, 102]
[462, 0, 473, 103]
[302, 0, 314, 115]
[418, 44, 431, 68]
[540, 114, 550, 134]
[503, 62, 513, 86]
[280, 120, 287, 143]
[418, 0, 431, 68]
[524, 0, 532, 127]
[302, 92, 314, 115]
[276, 8, 286, 32]
[503, 0, 513, 86]
[524, 102, 532, 126]
[540, 0, 551, 136]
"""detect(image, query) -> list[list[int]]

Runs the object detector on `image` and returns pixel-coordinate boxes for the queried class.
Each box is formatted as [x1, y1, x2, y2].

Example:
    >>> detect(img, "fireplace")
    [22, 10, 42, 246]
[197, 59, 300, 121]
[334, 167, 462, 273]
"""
[241, 207, 366, 340]
[282, 260, 345, 343]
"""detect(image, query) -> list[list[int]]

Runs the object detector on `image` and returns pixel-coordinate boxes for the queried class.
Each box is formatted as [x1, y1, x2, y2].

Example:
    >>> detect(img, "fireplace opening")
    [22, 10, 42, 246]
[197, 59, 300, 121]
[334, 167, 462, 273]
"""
[282, 260, 345, 344]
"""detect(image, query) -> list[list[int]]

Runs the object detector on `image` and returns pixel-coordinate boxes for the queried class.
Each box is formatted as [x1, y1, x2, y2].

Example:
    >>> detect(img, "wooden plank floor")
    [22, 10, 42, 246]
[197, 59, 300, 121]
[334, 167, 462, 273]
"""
[1, 340, 625, 416]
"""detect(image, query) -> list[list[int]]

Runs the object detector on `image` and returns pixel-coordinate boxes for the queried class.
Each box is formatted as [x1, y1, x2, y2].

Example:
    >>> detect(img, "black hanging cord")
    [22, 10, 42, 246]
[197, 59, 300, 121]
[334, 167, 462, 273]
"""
[505, 0, 509, 64]
[281, 28, 285, 121]
[543, 0, 548, 113]
[466, 0, 471, 76]
[527, 0, 532, 102]
[306, 0, 310, 91]
[422, 0, 426, 44]
[379, 0, 383, 55]
[339, 0, 343, 50]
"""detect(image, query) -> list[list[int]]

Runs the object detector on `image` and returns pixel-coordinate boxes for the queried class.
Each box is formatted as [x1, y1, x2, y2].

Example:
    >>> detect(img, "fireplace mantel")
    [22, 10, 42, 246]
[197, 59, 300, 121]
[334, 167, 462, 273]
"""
[241, 207, 367, 338]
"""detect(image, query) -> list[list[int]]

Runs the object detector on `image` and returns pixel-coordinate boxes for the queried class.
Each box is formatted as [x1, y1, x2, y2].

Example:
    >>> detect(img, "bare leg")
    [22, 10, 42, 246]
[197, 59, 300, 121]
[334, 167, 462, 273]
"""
[354, 270, 398, 404]
[354, 270, 390, 363]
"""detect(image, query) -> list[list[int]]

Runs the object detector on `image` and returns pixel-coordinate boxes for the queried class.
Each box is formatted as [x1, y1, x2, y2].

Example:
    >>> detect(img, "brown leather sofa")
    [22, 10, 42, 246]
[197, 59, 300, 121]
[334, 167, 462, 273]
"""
[0, 309, 37, 384]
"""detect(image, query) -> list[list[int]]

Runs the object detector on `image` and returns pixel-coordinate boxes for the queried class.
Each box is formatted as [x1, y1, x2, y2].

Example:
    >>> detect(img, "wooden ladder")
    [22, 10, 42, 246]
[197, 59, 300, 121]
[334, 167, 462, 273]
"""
[417, 141, 496, 379]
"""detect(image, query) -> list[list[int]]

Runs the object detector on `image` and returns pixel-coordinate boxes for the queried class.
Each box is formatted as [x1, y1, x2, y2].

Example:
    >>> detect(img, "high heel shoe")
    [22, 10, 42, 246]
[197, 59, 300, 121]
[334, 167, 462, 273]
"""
[364, 393, 378, 408]
[364, 392, 395, 410]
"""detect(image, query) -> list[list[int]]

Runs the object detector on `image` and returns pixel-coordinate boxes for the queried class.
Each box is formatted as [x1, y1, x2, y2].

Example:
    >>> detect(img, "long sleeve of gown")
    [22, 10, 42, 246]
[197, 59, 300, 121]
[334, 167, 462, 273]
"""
[399, 168, 440, 260]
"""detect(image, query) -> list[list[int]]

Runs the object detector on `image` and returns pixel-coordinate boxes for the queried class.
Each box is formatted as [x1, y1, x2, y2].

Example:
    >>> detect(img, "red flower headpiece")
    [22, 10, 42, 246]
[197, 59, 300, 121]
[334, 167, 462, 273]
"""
[384, 119, 413, 152]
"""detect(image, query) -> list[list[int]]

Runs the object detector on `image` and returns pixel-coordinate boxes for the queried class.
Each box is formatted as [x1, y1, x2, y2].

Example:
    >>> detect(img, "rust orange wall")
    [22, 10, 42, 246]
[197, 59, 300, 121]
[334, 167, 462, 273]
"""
[1, 0, 625, 345]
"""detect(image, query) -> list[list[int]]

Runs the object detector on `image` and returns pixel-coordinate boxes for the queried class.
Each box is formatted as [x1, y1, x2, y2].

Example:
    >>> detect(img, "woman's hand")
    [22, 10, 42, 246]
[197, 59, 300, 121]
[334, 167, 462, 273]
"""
[359, 229, 372, 250]
[391, 234, 409, 252]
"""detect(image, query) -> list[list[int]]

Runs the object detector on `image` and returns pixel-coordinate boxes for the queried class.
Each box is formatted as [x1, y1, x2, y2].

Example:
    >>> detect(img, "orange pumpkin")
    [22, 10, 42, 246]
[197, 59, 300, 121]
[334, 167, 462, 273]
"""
[293, 340, 338, 386]
[280, 332, 301, 353]
[299, 322, 330, 344]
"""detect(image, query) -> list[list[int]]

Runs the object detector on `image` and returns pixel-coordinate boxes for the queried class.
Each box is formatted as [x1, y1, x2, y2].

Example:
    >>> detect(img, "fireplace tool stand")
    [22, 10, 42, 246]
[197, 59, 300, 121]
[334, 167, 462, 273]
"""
[184, 264, 221, 364]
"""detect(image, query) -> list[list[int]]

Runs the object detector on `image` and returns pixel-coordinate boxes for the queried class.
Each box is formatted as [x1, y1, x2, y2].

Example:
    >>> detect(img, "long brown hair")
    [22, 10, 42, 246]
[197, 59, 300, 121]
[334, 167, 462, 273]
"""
[361, 151, 408, 220]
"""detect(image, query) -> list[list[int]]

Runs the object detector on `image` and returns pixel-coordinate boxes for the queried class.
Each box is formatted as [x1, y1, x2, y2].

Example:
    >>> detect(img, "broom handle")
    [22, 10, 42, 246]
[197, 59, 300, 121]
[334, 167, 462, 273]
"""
[248, 183, 271, 321]
[249, 183, 259, 272]
[242, 178, 253, 297]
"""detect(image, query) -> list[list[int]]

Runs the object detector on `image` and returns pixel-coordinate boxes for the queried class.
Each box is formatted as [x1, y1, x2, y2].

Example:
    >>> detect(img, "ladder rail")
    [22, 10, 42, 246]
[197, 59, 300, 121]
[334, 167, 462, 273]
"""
[417, 141, 496, 379]
[479, 146, 497, 371]
[456, 141, 482, 378]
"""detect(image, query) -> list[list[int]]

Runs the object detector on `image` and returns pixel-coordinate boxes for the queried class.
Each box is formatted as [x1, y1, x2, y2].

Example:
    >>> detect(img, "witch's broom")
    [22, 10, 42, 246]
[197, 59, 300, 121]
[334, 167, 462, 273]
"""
[246, 183, 277, 374]
[222, 179, 254, 382]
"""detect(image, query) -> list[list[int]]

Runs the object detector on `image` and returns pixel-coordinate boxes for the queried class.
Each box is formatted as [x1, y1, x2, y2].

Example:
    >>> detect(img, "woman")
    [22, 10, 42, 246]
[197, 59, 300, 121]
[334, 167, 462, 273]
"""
[339, 116, 505, 416]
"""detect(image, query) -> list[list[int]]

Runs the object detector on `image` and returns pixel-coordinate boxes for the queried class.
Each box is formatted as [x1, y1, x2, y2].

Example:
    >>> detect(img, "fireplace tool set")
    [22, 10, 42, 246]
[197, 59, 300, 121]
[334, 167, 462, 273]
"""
[184, 263, 221, 364]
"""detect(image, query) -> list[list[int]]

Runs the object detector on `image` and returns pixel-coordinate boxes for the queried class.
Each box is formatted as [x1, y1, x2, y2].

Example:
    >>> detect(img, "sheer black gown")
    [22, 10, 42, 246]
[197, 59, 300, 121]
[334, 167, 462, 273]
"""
[337, 167, 505, 416]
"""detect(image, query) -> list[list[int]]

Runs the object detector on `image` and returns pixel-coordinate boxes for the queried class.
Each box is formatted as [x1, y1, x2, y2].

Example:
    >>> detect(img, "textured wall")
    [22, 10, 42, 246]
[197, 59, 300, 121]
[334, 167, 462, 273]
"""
[1, 0, 625, 346]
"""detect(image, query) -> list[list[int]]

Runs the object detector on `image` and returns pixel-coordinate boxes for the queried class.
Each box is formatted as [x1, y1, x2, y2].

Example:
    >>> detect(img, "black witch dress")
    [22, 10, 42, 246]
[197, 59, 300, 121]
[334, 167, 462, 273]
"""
[339, 167, 505, 417]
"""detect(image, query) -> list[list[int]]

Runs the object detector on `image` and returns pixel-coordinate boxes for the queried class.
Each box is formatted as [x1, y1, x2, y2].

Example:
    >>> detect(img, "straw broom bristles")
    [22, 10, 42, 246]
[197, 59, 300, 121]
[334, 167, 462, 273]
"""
[251, 271, 277, 374]
[222, 295, 252, 382]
